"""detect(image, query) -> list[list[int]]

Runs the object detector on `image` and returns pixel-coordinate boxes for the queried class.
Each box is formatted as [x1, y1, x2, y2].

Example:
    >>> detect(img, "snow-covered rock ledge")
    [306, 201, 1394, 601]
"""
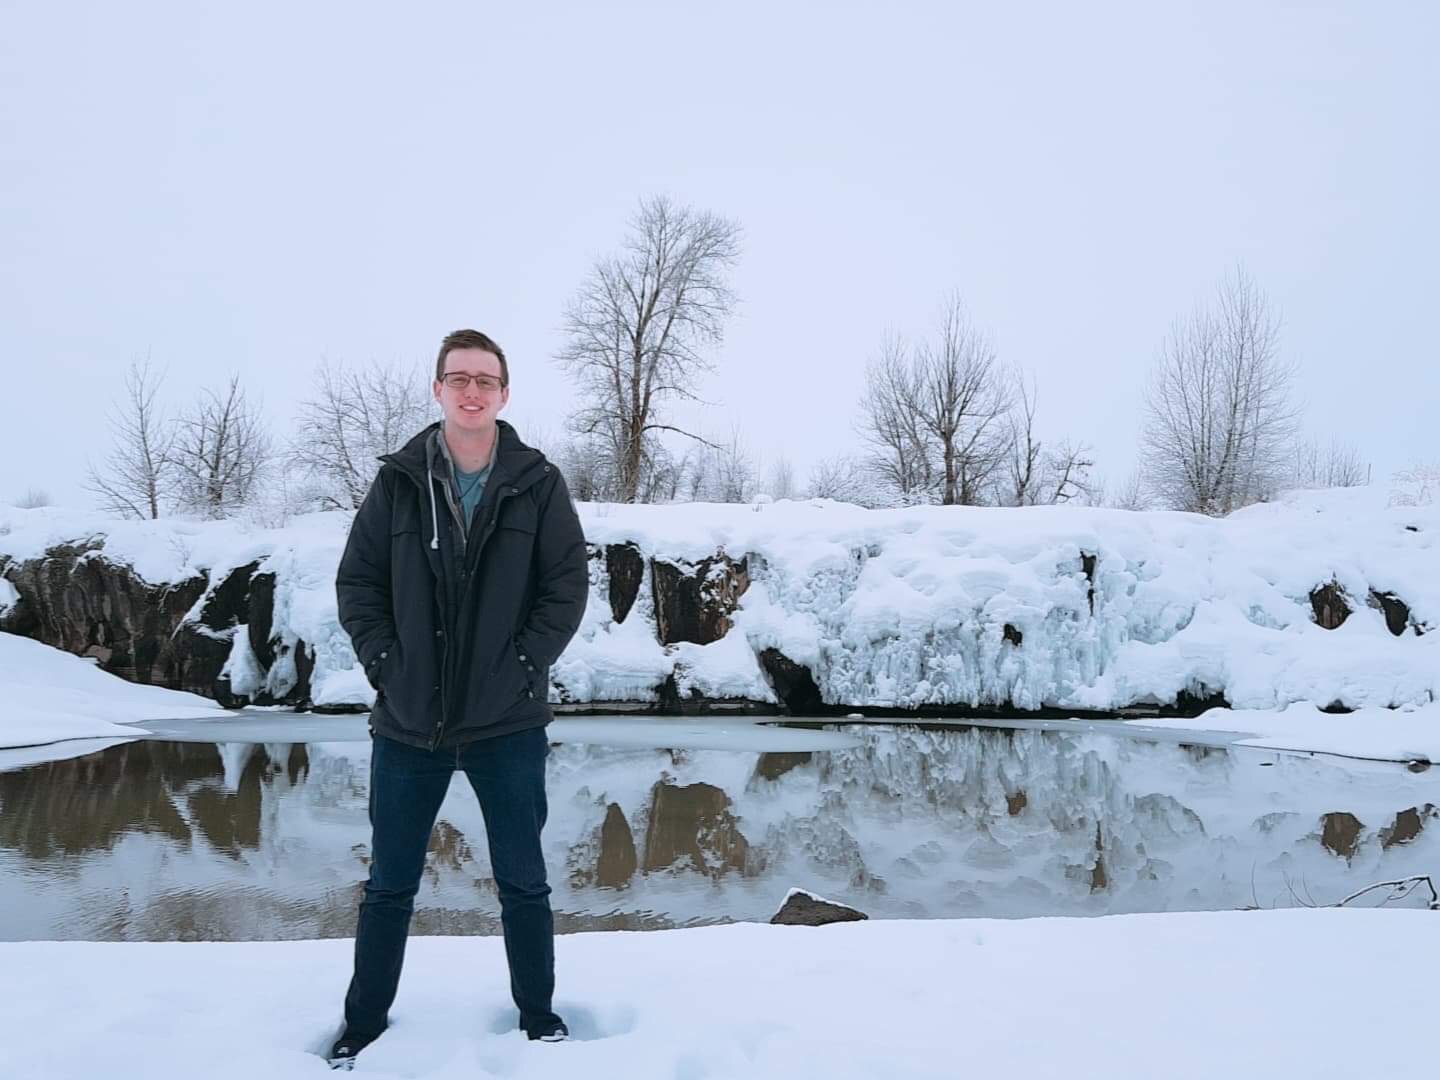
[0, 487, 1435, 716]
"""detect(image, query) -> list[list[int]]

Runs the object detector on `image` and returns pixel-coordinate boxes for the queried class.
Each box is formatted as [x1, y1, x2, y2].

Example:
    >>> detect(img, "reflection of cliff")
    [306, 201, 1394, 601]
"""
[6, 729, 1440, 943]
[0, 741, 309, 861]
[553, 728, 1440, 920]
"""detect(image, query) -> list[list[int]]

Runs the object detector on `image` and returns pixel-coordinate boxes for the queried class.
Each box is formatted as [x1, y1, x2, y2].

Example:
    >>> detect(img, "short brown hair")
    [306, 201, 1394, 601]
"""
[435, 329, 509, 387]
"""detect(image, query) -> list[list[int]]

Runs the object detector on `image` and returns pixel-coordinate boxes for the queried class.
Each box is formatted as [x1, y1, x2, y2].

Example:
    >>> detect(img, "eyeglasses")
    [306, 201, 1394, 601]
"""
[441, 373, 505, 392]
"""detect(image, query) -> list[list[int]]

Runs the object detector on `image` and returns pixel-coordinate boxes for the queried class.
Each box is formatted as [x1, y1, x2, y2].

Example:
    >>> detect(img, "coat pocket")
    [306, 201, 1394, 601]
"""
[367, 642, 401, 692]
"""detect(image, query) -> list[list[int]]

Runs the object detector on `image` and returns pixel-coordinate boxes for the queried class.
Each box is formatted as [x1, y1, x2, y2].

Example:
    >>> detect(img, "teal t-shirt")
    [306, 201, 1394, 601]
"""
[453, 461, 492, 527]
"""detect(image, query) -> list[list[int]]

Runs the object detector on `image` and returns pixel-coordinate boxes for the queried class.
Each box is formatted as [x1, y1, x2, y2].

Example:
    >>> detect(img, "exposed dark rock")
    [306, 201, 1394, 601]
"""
[770, 889, 868, 926]
[0, 542, 210, 691]
[197, 561, 260, 633]
[596, 803, 638, 888]
[1080, 552, 1097, 613]
[1367, 590, 1412, 637]
[606, 543, 644, 624]
[1320, 812, 1364, 859]
[650, 552, 750, 645]
[1090, 822, 1107, 892]
[247, 571, 278, 669]
[642, 780, 750, 878]
[292, 640, 315, 704]
[1380, 805, 1436, 849]
[1310, 582, 1351, 630]
[1006, 789, 1028, 816]
[1170, 686, 1230, 715]
[754, 751, 813, 782]
[1319, 701, 1354, 715]
[655, 672, 682, 711]
[1003, 623, 1023, 646]
[1179, 742, 1224, 762]
[758, 648, 825, 714]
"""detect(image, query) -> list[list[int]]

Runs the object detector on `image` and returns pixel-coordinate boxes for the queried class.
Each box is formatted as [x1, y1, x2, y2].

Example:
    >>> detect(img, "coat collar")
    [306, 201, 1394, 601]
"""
[381, 419, 550, 493]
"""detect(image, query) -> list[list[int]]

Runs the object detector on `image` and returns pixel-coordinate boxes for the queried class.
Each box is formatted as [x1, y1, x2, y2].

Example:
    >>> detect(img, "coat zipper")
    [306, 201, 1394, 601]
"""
[428, 479, 526, 750]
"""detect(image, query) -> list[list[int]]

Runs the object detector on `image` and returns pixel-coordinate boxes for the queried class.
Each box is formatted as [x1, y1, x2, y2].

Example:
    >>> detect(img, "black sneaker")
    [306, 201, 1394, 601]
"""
[327, 1031, 377, 1070]
[527, 1021, 569, 1043]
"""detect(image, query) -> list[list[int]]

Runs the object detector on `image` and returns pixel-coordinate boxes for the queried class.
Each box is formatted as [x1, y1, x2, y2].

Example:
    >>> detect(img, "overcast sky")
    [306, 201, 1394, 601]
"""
[2, 1, 1435, 509]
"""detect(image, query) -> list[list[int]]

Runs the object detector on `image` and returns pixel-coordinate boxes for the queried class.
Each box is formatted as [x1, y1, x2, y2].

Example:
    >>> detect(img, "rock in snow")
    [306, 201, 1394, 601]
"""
[771, 887, 869, 925]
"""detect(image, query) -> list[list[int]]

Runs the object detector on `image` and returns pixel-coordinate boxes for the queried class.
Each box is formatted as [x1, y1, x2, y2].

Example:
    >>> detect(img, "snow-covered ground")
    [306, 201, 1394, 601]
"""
[0, 631, 228, 747]
[0, 909, 1432, 1079]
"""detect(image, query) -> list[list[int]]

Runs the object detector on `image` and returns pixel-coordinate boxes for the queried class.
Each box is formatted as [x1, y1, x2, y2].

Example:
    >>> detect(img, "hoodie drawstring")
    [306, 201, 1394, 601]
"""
[428, 474, 441, 550]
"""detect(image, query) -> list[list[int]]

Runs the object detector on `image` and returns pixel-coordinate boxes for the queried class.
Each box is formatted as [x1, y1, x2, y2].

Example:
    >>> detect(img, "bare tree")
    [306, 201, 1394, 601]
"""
[858, 335, 936, 504]
[1390, 461, 1440, 507]
[1043, 437, 1096, 504]
[767, 454, 796, 500]
[171, 376, 273, 519]
[85, 358, 176, 519]
[290, 361, 434, 510]
[858, 299, 1010, 507]
[913, 294, 1011, 505]
[12, 488, 52, 509]
[1140, 267, 1299, 515]
[551, 434, 613, 503]
[710, 427, 757, 503]
[1290, 436, 1367, 489]
[1100, 470, 1150, 510]
[557, 195, 742, 503]
[1003, 372, 1043, 505]
[998, 375, 1096, 506]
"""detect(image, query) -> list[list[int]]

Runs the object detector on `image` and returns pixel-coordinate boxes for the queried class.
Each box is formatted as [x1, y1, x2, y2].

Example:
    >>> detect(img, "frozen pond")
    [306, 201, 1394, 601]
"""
[2, 714, 1437, 940]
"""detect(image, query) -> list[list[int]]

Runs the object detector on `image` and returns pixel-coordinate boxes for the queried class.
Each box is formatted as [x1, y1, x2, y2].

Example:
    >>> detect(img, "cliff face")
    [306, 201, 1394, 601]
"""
[0, 537, 758, 713]
[0, 543, 211, 694]
[1, 487, 1436, 715]
[0, 551, 314, 709]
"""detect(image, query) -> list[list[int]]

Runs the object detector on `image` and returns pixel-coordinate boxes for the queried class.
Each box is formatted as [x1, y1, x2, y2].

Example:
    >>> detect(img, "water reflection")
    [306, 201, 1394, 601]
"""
[3, 725, 1438, 941]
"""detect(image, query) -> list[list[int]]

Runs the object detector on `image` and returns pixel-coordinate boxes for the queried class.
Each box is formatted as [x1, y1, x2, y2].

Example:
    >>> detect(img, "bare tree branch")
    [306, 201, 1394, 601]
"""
[1140, 267, 1299, 514]
[557, 195, 742, 502]
[85, 358, 176, 519]
[171, 375, 273, 519]
[289, 360, 435, 510]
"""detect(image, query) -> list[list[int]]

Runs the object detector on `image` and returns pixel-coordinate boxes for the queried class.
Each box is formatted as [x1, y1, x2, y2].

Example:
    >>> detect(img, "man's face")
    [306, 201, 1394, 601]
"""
[433, 347, 509, 433]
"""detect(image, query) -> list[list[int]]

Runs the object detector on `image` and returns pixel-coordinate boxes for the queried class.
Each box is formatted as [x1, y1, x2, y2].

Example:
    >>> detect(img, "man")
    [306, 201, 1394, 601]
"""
[329, 329, 588, 1068]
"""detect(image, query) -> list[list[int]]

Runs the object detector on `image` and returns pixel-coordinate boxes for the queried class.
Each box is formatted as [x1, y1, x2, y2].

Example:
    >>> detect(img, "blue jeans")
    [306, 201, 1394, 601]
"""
[343, 727, 560, 1038]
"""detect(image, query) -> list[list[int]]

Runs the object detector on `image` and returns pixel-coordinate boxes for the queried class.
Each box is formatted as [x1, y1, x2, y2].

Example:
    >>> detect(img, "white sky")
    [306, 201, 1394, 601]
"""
[2, 1, 1435, 508]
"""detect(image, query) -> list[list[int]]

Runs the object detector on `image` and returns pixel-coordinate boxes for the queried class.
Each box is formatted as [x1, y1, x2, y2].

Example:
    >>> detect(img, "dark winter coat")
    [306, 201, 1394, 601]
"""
[335, 420, 588, 749]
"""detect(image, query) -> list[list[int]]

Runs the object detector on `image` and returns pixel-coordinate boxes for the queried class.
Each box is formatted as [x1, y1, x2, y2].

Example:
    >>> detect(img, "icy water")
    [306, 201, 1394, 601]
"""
[3, 716, 1438, 941]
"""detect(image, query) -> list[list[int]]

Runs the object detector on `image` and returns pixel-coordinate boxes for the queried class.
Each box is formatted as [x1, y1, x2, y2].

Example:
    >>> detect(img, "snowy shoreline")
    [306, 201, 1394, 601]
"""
[1, 909, 1433, 1079]
[2, 486, 1436, 759]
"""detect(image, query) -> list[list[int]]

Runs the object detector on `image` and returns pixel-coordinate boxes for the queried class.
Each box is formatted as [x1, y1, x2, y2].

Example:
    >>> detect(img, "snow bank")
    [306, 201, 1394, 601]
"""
[0, 632, 227, 747]
[2, 485, 1436, 720]
[0, 909, 1433, 1079]
[1144, 700, 1440, 762]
